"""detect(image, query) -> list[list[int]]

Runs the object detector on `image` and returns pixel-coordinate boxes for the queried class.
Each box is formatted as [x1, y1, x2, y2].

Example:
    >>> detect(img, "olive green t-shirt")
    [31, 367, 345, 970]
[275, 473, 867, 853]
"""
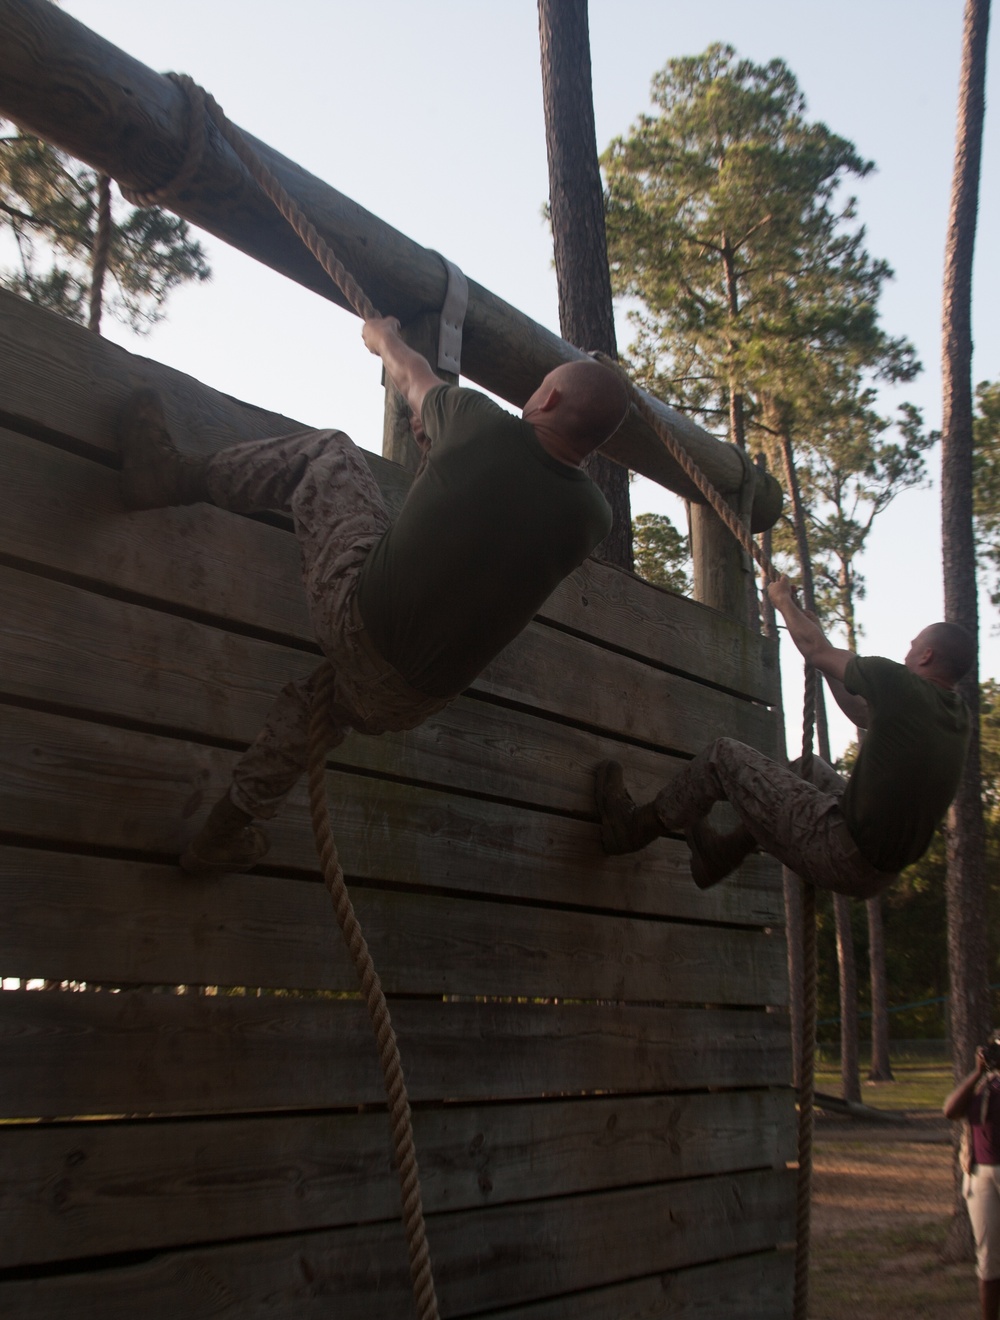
[841, 655, 969, 872]
[356, 384, 612, 697]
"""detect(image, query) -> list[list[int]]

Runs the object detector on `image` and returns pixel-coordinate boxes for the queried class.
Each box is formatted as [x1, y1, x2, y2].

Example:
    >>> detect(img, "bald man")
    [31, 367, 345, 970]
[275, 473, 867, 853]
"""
[120, 317, 628, 875]
[596, 575, 972, 898]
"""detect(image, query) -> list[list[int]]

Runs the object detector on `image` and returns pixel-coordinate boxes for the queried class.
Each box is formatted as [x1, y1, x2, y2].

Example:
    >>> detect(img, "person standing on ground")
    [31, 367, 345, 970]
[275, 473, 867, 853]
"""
[118, 316, 628, 874]
[945, 1035, 1000, 1320]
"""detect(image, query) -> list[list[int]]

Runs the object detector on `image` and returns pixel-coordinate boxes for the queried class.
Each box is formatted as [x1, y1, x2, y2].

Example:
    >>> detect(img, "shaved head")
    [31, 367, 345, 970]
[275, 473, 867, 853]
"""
[525, 359, 631, 458]
[910, 622, 975, 683]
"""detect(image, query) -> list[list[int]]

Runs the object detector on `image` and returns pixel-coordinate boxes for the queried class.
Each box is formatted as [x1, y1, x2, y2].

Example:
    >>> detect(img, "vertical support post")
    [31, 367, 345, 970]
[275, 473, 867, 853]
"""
[382, 312, 458, 473]
[690, 500, 753, 625]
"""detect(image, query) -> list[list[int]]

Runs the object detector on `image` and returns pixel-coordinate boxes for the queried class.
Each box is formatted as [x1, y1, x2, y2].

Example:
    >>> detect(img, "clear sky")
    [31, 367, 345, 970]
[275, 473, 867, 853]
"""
[61, 0, 1000, 755]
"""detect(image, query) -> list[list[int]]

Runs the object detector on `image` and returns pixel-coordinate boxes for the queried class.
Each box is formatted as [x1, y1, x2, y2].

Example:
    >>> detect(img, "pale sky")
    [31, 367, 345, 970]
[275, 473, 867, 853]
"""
[60, 0, 1000, 755]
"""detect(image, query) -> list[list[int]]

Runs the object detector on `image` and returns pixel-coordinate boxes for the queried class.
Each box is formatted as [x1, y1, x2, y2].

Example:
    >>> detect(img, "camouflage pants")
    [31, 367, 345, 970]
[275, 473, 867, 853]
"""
[204, 428, 449, 819]
[653, 737, 895, 898]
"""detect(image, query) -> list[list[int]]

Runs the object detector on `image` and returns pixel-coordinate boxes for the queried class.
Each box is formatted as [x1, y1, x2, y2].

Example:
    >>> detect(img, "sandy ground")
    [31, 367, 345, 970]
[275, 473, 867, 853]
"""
[812, 1114, 956, 1235]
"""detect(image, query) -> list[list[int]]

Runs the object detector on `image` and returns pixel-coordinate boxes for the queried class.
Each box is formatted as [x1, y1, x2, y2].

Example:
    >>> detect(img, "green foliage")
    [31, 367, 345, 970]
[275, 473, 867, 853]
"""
[602, 43, 918, 444]
[973, 378, 1000, 607]
[0, 125, 210, 332]
[799, 401, 936, 640]
[631, 511, 691, 593]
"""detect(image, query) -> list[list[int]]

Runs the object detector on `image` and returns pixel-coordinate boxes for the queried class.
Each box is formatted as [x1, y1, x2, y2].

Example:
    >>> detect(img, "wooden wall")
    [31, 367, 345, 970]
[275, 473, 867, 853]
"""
[0, 289, 795, 1317]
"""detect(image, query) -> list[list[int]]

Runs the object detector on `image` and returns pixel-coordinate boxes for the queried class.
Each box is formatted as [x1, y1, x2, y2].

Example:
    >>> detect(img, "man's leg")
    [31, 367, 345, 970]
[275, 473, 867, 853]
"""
[981, 1277, 1000, 1320]
[597, 739, 890, 897]
[181, 666, 350, 876]
[119, 391, 390, 870]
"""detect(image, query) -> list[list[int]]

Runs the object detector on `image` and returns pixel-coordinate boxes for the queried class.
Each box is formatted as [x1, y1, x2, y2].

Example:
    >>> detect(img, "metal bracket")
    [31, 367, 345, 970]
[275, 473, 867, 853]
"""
[433, 253, 468, 376]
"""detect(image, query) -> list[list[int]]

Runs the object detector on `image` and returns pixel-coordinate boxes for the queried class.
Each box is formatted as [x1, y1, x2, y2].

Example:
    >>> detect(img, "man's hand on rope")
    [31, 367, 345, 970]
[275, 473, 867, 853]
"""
[362, 315, 444, 425]
[361, 314, 403, 357]
[766, 573, 796, 612]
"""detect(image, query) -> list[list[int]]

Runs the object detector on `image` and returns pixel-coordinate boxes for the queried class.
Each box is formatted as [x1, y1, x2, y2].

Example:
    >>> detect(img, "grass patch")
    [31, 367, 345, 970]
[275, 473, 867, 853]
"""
[815, 1060, 955, 1113]
[810, 1219, 975, 1319]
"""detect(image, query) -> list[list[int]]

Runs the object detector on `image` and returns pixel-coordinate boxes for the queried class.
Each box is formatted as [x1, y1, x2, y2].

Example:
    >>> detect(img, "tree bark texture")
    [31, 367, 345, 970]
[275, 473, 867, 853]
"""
[940, 0, 991, 1266]
[537, 0, 631, 568]
[866, 896, 895, 1081]
[833, 893, 861, 1103]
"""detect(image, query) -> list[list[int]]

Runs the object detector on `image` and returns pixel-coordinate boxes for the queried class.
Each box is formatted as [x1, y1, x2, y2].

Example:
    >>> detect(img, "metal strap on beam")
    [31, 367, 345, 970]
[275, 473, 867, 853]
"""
[433, 254, 468, 376]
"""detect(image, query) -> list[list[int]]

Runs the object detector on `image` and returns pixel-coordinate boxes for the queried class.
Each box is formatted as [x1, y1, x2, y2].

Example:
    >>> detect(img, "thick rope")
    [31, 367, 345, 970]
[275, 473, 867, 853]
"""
[307, 668, 438, 1319]
[123, 74, 817, 1318]
[594, 353, 818, 1320]
[122, 75, 437, 1320]
[87, 173, 112, 334]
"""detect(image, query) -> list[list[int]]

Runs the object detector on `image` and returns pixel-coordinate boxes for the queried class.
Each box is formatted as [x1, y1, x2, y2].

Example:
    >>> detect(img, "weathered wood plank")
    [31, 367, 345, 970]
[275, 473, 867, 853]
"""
[0, 1090, 794, 1266]
[0, 447, 777, 756]
[0, 850, 787, 1004]
[0, 1166, 794, 1318]
[0, 988, 790, 1118]
[0, 559, 777, 787]
[0, 707, 785, 925]
[542, 558, 779, 706]
[0, 312, 777, 702]
[479, 1250, 793, 1319]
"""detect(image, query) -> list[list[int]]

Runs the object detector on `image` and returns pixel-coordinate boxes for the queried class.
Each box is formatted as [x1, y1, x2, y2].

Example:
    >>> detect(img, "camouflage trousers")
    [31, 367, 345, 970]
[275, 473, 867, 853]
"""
[204, 428, 450, 820]
[653, 737, 896, 898]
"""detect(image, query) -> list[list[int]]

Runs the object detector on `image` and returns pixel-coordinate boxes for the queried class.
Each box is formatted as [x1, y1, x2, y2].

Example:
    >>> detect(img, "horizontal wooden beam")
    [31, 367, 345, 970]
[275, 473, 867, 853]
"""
[0, 0, 781, 529]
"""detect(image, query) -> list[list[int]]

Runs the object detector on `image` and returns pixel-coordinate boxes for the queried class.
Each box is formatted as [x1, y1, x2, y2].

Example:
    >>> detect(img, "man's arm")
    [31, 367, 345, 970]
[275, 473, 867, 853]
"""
[766, 576, 861, 700]
[944, 1049, 987, 1120]
[362, 316, 445, 421]
[823, 671, 870, 729]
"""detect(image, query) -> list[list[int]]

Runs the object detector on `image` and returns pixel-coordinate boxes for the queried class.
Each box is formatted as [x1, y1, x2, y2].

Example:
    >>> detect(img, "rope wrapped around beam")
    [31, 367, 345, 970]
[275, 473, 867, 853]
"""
[124, 71, 437, 1320]
[123, 72, 819, 1320]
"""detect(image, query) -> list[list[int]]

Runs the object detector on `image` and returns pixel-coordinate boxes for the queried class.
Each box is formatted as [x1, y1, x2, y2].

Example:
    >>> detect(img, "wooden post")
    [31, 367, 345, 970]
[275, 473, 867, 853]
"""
[690, 501, 754, 624]
[0, 0, 782, 533]
[382, 313, 457, 472]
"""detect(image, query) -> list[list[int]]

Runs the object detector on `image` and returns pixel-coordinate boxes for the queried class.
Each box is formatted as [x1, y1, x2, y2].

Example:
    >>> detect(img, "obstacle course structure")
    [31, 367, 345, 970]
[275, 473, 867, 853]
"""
[0, 2, 795, 1315]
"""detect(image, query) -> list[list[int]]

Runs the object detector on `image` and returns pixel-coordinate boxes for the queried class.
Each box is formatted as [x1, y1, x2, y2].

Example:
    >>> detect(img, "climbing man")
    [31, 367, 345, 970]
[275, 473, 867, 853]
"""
[594, 573, 973, 898]
[119, 315, 628, 874]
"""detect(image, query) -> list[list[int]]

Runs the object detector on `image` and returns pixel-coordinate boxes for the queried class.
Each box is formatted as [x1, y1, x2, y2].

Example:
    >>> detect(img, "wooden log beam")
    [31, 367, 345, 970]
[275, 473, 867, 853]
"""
[0, 0, 781, 529]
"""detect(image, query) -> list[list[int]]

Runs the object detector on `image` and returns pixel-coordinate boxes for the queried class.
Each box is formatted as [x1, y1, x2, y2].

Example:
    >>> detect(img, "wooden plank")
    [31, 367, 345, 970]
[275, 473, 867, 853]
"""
[0, 311, 777, 702]
[0, 988, 790, 1118]
[0, 707, 785, 925]
[541, 558, 779, 705]
[0, 442, 778, 755]
[0, 558, 777, 783]
[0, 1167, 794, 1318]
[479, 1250, 793, 1319]
[0, 1090, 795, 1266]
[0, 850, 787, 1004]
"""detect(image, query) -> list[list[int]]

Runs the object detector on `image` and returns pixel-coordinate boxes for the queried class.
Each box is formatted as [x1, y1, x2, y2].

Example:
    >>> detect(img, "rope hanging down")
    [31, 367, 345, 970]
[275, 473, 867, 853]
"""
[593, 351, 818, 1320]
[124, 72, 437, 1320]
[125, 72, 818, 1320]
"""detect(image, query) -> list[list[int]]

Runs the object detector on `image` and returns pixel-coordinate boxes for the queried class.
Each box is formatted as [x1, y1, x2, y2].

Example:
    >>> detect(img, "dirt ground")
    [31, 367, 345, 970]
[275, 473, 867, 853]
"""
[810, 1113, 978, 1319]
[813, 1113, 954, 1233]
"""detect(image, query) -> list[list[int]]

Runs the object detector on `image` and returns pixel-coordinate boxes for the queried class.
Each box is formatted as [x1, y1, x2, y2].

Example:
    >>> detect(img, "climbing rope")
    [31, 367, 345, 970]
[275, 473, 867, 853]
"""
[594, 352, 818, 1320]
[123, 74, 437, 1320]
[124, 73, 818, 1320]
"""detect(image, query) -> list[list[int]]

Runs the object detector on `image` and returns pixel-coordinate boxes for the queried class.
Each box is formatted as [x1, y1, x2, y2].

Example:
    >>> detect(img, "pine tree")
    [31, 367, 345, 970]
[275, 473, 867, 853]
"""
[603, 43, 920, 1104]
[939, 0, 992, 1267]
[0, 124, 210, 333]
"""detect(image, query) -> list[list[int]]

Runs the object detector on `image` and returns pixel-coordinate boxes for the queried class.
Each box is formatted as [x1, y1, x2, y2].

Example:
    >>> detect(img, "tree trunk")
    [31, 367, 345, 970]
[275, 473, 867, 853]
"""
[866, 895, 894, 1080]
[842, 599, 894, 1083]
[940, 0, 992, 1265]
[537, 0, 631, 568]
